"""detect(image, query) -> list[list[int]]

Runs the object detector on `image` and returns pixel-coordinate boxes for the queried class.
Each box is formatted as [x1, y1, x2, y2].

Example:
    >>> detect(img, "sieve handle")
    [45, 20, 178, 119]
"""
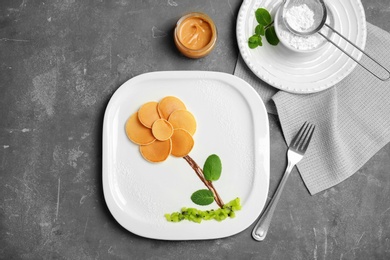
[318, 24, 390, 81]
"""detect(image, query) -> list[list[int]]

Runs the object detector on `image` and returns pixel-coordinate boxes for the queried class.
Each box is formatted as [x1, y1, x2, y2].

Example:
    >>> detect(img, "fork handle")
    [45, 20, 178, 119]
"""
[252, 161, 295, 241]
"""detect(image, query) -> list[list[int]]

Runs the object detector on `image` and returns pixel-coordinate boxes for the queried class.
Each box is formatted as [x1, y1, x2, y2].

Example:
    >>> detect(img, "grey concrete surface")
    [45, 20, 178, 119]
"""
[1, 0, 389, 259]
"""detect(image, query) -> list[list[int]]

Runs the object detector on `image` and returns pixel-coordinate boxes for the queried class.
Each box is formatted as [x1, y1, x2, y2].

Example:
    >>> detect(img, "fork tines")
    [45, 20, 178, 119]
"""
[291, 121, 315, 153]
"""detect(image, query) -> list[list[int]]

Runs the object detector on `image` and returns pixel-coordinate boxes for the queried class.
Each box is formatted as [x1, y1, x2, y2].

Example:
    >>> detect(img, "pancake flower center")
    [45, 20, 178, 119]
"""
[152, 119, 174, 141]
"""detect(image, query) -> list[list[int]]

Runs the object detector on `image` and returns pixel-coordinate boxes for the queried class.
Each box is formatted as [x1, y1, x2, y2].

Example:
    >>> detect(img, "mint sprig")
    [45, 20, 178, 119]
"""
[248, 8, 279, 48]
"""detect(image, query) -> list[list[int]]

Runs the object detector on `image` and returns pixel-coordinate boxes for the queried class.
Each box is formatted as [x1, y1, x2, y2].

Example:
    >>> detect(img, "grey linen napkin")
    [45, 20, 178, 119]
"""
[234, 23, 390, 195]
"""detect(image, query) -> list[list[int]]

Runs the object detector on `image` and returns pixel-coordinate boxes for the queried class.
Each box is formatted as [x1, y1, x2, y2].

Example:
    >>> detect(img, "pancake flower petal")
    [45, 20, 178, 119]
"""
[125, 112, 156, 145]
[171, 129, 194, 157]
[140, 139, 172, 163]
[138, 101, 160, 128]
[168, 109, 197, 135]
[158, 96, 187, 120]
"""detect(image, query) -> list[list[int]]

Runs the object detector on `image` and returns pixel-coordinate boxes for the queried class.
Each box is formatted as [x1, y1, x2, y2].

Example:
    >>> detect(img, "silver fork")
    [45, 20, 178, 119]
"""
[252, 121, 315, 241]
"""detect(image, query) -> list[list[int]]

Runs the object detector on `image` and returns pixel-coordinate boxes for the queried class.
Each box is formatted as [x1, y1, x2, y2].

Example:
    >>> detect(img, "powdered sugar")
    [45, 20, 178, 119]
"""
[278, 26, 325, 51]
[285, 4, 315, 33]
[277, 4, 326, 51]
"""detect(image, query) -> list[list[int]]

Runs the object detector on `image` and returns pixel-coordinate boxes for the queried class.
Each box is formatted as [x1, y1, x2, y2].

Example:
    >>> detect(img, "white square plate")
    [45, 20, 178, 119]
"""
[103, 71, 269, 240]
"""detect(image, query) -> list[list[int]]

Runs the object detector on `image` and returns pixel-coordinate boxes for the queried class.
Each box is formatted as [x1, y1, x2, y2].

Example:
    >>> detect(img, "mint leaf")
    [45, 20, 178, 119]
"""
[191, 189, 214, 206]
[248, 35, 261, 49]
[203, 154, 222, 181]
[255, 24, 265, 36]
[255, 8, 272, 26]
[265, 26, 279, 46]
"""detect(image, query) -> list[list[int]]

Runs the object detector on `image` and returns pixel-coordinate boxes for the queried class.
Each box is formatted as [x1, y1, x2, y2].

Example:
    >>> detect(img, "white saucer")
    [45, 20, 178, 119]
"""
[236, 0, 367, 93]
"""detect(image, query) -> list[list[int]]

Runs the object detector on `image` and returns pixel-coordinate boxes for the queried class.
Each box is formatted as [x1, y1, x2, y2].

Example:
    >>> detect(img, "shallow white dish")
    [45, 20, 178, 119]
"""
[236, 0, 367, 93]
[103, 71, 270, 240]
